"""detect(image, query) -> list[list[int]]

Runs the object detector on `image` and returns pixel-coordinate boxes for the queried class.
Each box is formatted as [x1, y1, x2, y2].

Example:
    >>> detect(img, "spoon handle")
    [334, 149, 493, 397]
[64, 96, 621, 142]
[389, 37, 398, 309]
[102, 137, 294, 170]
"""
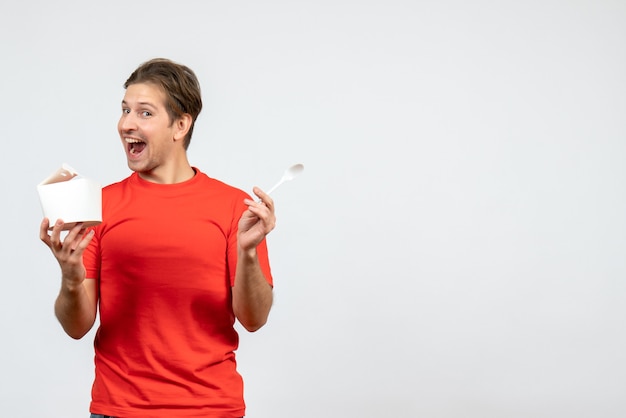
[265, 179, 284, 195]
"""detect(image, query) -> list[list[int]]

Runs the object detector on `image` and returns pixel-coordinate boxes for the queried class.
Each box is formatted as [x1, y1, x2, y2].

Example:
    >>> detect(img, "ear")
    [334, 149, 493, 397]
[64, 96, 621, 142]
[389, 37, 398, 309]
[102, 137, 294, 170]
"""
[173, 113, 193, 142]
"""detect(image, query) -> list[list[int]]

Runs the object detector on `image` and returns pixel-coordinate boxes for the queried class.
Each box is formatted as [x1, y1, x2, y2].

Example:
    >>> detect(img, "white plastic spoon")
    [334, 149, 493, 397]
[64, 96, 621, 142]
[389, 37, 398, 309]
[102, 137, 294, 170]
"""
[266, 163, 304, 195]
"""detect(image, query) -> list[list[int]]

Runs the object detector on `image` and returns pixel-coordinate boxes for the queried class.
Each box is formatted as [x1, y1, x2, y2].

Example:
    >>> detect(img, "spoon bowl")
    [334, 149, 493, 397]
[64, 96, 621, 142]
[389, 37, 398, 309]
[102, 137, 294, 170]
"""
[266, 163, 304, 195]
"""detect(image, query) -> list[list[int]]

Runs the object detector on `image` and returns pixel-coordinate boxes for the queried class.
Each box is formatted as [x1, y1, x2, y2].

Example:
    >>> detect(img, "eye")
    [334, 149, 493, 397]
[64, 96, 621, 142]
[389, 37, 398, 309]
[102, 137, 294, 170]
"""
[141, 111, 152, 117]
[122, 108, 130, 114]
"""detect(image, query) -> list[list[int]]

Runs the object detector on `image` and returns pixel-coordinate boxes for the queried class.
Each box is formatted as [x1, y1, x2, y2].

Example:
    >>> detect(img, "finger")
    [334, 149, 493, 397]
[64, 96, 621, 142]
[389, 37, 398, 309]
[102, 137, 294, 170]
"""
[252, 186, 266, 201]
[66, 222, 84, 239]
[70, 229, 95, 257]
[40, 218, 51, 246]
[244, 202, 268, 220]
[49, 219, 65, 250]
[245, 204, 276, 233]
[253, 187, 274, 208]
[64, 223, 85, 251]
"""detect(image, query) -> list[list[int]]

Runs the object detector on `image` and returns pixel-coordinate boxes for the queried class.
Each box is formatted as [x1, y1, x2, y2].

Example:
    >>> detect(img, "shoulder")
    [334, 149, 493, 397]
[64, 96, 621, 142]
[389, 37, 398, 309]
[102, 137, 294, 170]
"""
[102, 174, 133, 195]
[194, 169, 250, 199]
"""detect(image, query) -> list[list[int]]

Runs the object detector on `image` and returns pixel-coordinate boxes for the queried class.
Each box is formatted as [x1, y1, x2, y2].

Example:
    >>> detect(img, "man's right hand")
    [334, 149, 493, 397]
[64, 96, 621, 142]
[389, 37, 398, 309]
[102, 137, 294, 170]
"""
[40, 218, 94, 288]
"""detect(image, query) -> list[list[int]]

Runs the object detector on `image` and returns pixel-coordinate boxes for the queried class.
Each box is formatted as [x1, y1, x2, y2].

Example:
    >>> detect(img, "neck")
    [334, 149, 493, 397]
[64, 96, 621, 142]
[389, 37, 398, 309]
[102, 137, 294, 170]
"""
[137, 158, 195, 184]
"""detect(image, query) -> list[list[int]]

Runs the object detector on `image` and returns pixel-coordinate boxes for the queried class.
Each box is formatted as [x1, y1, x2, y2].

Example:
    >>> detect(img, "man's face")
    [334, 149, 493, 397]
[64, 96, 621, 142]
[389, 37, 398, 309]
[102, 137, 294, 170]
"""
[118, 82, 180, 177]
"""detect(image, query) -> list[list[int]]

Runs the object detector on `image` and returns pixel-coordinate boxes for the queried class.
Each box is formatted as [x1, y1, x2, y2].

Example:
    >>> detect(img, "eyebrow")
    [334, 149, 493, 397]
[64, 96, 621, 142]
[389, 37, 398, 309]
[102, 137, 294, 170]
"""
[121, 100, 158, 109]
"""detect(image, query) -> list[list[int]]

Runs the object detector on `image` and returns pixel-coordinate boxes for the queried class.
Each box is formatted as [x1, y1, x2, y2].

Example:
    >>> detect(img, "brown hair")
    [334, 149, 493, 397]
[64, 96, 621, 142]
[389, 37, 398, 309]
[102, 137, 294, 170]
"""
[124, 58, 203, 150]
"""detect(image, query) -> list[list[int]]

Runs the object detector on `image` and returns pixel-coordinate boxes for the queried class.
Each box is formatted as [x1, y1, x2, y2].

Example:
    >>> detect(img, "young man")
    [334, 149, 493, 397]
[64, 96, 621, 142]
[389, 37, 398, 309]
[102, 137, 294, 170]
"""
[39, 58, 275, 417]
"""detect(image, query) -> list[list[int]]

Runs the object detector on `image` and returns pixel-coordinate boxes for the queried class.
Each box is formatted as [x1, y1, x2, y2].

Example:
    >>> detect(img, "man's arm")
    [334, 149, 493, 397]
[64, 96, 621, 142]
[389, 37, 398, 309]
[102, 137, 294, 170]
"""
[55, 278, 98, 339]
[232, 249, 273, 332]
[232, 187, 276, 332]
[41, 218, 98, 339]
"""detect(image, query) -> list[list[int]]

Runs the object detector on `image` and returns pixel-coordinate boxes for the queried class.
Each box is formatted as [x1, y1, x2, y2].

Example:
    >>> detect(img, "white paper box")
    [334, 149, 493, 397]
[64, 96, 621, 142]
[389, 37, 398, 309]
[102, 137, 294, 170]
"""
[37, 164, 102, 230]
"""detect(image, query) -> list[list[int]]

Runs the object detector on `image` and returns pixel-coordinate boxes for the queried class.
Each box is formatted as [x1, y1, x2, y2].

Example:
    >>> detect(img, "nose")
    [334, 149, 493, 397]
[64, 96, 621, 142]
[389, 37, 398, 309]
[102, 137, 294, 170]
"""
[118, 112, 137, 133]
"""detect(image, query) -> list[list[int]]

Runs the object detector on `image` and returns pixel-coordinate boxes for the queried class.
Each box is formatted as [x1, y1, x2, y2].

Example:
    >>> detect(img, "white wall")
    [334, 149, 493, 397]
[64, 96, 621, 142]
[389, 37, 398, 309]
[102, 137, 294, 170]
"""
[1, 0, 625, 417]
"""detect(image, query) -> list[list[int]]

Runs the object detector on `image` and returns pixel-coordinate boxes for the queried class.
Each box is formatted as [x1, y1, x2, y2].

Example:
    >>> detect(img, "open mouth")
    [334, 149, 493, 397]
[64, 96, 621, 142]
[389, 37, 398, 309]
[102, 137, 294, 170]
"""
[126, 138, 146, 155]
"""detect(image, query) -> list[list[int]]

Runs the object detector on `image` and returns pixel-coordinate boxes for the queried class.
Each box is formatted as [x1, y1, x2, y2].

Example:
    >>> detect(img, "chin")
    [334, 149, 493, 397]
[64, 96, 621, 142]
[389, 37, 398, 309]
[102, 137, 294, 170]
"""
[127, 160, 146, 172]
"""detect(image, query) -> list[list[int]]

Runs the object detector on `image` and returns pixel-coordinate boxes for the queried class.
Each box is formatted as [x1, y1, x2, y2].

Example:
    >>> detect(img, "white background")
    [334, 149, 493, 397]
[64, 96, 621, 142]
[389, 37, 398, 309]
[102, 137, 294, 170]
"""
[1, 1, 625, 417]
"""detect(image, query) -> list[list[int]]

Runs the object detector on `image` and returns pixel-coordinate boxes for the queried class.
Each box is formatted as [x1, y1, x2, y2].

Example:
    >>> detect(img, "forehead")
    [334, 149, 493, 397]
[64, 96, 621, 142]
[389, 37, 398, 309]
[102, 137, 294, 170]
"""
[122, 82, 167, 107]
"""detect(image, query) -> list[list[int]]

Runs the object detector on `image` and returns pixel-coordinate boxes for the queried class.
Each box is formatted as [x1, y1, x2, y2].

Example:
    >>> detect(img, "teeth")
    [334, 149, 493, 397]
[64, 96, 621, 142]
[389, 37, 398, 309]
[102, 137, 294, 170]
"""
[125, 137, 143, 143]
